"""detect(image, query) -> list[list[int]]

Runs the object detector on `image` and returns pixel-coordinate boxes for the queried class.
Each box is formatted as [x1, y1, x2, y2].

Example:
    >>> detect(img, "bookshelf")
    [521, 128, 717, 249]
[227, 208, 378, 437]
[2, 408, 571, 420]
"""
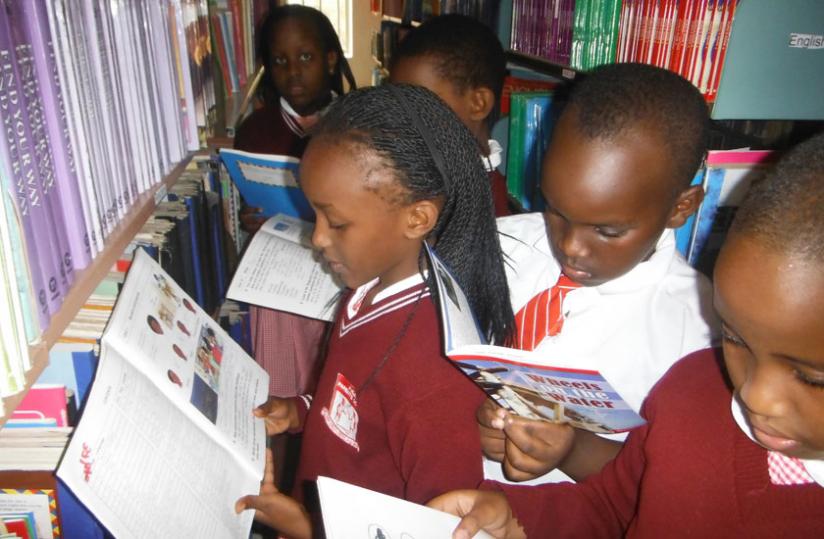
[0, 156, 193, 429]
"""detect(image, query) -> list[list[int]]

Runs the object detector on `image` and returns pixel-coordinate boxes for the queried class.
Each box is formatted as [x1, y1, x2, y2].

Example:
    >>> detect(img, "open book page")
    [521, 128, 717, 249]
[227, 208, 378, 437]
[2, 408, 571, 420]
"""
[57, 346, 260, 538]
[218, 148, 313, 220]
[56, 248, 268, 538]
[317, 476, 493, 539]
[226, 214, 343, 321]
[426, 245, 645, 434]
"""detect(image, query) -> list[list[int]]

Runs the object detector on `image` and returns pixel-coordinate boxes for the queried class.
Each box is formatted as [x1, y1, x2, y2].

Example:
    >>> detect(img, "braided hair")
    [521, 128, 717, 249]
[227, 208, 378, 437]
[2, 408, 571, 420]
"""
[256, 4, 356, 105]
[312, 84, 515, 345]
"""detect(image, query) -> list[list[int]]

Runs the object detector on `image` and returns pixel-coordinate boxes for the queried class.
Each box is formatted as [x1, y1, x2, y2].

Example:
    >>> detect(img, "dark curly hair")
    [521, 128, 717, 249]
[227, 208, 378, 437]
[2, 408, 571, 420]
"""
[311, 84, 515, 345]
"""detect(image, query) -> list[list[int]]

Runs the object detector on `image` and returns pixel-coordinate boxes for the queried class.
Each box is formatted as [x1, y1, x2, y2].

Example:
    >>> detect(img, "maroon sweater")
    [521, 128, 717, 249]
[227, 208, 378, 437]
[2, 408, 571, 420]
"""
[494, 348, 824, 537]
[294, 282, 486, 509]
[233, 101, 308, 156]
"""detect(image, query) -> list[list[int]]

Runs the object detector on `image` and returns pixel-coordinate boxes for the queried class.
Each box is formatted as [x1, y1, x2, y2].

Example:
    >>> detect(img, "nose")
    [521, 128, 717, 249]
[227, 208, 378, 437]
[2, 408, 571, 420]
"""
[311, 218, 331, 251]
[738, 359, 789, 419]
[557, 224, 589, 261]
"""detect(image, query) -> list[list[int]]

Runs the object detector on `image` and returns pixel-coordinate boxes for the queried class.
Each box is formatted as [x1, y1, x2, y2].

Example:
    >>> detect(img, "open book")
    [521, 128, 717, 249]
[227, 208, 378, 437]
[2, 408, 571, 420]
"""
[56, 249, 269, 538]
[226, 214, 342, 321]
[427, 245, 645, 434]
[218, 148, 314, 220]
[317, 476, 493, 539]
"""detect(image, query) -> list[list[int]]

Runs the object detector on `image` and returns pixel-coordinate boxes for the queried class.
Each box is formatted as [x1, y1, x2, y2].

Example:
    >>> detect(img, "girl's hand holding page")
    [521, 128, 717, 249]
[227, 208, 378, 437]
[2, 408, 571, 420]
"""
[254, 397, 300, 435]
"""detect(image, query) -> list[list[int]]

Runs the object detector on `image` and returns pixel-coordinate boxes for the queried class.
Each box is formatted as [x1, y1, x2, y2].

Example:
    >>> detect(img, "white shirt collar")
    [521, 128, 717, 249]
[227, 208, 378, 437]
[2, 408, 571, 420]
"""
[731, 396, 824, 488]
[482, 139, 503, 172]
[346, 272, 427, 318]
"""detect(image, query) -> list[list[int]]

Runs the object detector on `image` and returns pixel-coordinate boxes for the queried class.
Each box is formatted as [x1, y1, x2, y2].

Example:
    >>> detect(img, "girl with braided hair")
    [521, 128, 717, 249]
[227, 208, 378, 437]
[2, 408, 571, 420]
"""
[235, 84, 516, 538]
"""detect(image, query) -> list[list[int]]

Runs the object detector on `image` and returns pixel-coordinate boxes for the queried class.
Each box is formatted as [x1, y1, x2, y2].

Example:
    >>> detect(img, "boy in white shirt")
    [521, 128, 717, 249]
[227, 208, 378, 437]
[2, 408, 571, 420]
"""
[480, 63, 719, 484]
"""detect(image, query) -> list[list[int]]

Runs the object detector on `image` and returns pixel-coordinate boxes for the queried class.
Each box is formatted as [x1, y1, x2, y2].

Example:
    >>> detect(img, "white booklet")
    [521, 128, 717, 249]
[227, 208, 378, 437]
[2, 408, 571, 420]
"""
[317, 476, 493, 539]
[56, 249, 269, 539]
[226, 214, 343, 322]
[427, 244, 645, 434]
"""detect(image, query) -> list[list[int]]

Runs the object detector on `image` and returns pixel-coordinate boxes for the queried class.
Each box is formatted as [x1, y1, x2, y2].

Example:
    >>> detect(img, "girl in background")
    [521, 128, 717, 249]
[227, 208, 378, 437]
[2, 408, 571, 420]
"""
[236, 84, 516, 538]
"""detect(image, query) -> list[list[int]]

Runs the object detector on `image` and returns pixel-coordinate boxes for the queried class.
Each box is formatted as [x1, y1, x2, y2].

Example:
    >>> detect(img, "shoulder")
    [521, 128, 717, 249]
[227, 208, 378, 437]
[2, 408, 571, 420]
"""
[652, 254, 718, 348]
[647, 348, 728, 409]
[496, 213, 550, 260]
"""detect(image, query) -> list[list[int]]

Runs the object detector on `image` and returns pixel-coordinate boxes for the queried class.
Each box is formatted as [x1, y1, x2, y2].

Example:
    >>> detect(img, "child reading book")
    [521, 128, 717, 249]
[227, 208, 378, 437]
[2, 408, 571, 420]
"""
[430, 131, 824, 538]
[233, 4, 355, 399]
[389, 13, 511, 216]
[478, 63, 718, 484]
[235, 83, 517, 537]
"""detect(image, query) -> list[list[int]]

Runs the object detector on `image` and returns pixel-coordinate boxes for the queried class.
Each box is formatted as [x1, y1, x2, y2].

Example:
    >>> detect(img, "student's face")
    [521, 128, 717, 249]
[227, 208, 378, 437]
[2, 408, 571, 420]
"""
[269, 18, 336, 116]
[390, 55, 477, 135]
[300, 140, 426, 291]
[715, 236, 824, 459]
[541, 112, 683, 286]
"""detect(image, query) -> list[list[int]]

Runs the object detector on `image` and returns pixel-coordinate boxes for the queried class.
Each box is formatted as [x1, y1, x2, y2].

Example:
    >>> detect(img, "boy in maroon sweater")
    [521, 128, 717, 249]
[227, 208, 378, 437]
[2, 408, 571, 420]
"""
[430, 133, 824, 537]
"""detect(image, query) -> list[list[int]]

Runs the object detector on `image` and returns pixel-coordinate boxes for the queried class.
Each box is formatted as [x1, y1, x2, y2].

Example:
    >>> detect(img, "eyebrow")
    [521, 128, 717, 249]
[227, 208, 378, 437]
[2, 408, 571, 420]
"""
[782, 355, 824, 371]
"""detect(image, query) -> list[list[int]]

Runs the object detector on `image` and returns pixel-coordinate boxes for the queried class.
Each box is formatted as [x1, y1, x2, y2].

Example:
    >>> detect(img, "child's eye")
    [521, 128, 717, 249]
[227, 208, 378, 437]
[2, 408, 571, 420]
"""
[793, 370, 824, 390]
[720, 326, 747, 348]
[300, 52, 313, 62]
[328, 221, 347, 230]
[595, 227, 625, 238]
[272, 56, 286, 66]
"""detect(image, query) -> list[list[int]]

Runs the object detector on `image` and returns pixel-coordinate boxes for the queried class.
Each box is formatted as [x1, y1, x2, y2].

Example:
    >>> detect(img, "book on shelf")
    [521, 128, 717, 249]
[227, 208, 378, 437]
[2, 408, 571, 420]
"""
[317, 476, 493, 539]
[56, 248, 268, 539]
[218, 148, 314, 221]
[506, 91, 558, 212]
[427, 244, 645, 434]
[685, 148, 775, 276]
[7, 385, 70, 429]
[226, 214, 342, 322]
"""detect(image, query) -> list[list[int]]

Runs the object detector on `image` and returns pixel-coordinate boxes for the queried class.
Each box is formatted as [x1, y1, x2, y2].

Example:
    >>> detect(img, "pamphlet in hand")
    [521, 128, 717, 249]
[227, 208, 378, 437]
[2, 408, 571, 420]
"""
[226, 214, 343, 321]
[56, 249, 269, 539]
[218, 148, 314, 220]
[426, 244, 645, 434]
[317, 476, 493, 539]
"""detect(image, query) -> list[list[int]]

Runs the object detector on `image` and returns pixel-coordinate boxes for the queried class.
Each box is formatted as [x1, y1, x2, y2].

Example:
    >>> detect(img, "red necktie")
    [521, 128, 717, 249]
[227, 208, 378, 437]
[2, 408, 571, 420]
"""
[515, 274, 581, 351]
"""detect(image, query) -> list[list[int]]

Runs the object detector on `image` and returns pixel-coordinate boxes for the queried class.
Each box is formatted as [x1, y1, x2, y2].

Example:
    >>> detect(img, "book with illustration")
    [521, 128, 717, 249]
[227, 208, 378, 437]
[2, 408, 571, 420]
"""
[427, 245, 644, 434]
[56, 248, 269, 538]
[218, 148, 314, 220]
[226, 214, 342, 322]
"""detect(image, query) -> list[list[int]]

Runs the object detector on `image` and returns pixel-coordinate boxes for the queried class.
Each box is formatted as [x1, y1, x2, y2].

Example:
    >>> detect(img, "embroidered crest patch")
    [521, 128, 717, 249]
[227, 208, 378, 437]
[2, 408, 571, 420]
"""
[321, 372, 360, 450]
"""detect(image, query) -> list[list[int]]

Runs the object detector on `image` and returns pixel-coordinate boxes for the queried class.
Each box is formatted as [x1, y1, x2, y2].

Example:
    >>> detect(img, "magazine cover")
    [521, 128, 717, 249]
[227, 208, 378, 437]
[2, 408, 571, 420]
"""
[218, 148, 313, 220]
[426, 244, 645, 434]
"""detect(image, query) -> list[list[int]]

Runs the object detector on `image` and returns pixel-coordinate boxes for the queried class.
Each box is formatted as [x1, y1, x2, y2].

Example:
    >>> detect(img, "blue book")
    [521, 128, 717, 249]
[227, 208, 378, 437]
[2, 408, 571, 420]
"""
[56, 479, 109, 539]
[36, 343, 98, 412]
[218, 149, 314, 221]
[673, 168, 706, 257]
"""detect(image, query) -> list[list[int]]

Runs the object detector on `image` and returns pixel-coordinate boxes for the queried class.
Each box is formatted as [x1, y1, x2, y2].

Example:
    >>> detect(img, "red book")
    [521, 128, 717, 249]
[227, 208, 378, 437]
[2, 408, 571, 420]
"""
[9, 384, 69, 427]
[669, 0, 696, 75]
[706, 0, 738, 102]
[210, 13, 233, 93]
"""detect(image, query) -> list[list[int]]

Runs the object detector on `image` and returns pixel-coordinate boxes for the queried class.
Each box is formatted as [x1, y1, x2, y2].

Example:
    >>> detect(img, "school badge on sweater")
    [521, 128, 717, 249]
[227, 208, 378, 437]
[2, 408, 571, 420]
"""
[322, 373, 360, 450]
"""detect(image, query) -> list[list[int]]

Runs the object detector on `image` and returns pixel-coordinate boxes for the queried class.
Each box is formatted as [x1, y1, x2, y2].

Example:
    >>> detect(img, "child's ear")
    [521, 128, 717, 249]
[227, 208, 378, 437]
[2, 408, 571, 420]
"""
[404, 200, 439, 240]
[468, 86, 496, 123]
[326, 50, 339, 75]
[666, 185, 704, 228]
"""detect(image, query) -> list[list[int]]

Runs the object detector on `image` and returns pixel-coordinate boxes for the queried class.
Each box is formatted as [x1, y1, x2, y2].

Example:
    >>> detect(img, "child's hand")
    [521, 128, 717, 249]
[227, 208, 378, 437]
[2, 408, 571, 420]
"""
[240, 205, 266, 234]
[499, 415, 575, 482]
[236, 449, 311, 538]
[477, 398, 507, 462]
[254, 397, 300, 436]
[427, 489, 526, 539]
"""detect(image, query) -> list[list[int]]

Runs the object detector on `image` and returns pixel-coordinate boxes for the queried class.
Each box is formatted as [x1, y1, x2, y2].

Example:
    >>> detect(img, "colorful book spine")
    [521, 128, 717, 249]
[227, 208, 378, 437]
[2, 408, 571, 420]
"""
[0, 7, 61, 325]
[16, 0, 92, 272]
[7, 0, 76, 291]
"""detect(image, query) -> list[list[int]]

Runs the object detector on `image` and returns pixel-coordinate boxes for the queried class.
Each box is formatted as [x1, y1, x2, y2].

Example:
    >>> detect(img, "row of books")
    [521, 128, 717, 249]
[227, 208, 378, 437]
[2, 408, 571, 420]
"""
[0, 0, 223, 416]
[209, 0, 268, 95]
[510, 0, 739, 101]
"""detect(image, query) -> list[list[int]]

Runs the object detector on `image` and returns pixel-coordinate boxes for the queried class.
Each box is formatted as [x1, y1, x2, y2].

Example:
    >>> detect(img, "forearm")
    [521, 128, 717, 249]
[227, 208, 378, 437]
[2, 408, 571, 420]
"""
[559, 430, 623, 482]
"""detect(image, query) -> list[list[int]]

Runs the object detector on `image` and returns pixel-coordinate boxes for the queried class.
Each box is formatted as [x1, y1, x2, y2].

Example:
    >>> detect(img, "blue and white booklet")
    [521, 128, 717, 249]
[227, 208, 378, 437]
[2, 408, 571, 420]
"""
[426, 244, 645, 434]
[218, 148, 314, 220]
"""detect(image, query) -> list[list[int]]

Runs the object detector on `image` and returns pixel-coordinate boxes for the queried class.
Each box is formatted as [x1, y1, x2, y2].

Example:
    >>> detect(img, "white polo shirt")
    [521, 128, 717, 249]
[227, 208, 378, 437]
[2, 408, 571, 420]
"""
[485, 212, 718, 484]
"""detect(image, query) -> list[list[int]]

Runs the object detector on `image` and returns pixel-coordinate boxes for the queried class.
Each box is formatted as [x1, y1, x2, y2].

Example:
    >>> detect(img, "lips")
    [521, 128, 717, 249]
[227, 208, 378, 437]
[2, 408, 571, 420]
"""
[749, 421, 800, 453]
[561, 264, 592, 282]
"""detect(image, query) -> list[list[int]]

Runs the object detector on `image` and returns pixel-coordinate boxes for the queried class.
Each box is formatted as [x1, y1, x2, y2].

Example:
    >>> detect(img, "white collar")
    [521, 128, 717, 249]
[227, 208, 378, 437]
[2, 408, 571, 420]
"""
[346, 272, 427, 318]
[482, 139, 503, 172]
[731, 396, 824, 488]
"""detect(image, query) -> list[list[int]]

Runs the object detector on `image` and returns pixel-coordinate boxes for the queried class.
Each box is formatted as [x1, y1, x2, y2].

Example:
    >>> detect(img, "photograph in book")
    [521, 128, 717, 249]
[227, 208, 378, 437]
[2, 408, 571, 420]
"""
[226, 214, 343, 321]
[426, 244, 645, 434]
[219, 149, 314, 220]
[317, 476, 493, 539]
[56, 248, 268, 539]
